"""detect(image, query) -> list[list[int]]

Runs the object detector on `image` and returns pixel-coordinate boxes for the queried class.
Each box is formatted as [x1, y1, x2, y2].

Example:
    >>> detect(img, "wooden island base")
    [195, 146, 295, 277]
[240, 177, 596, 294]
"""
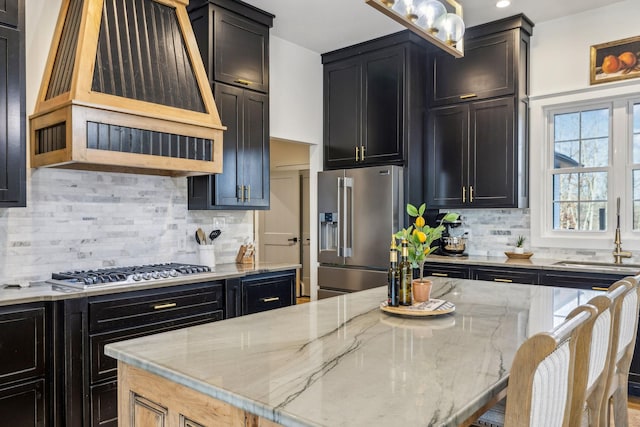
[117, 362, 281, 427]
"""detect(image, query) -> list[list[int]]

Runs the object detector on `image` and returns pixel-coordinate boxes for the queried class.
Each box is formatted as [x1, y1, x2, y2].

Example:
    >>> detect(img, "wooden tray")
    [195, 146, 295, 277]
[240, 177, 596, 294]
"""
[380, 299, 455, 317]
[505, 251, 533, 259]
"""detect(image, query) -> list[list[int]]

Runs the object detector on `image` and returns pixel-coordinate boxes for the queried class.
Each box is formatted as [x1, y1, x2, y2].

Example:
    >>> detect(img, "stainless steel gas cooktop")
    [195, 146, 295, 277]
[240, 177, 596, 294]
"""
[47, 263, 211, 290]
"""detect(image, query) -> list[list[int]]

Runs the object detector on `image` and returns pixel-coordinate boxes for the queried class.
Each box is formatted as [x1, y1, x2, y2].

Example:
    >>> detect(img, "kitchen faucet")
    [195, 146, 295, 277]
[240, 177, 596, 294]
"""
[613, 197, 632, 264]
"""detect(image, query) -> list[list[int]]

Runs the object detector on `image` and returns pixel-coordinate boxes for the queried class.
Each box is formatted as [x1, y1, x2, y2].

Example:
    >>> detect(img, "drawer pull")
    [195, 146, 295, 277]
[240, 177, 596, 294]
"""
[592, 287, 609, 291]
[460, 93, 477, 99]
[234, 79, 252, 86]
[494, 278, 513, 283]
[153, 303, 177, 310]
[431, 273, 449, 277]
[261, 297, 280, 303]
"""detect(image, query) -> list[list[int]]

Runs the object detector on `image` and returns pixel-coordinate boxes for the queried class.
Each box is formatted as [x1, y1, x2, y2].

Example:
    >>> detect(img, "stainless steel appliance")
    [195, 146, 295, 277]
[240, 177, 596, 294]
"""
[318, 166, 403, 299]
[435, 213, 468, 256]
[47, 263, 211, 289]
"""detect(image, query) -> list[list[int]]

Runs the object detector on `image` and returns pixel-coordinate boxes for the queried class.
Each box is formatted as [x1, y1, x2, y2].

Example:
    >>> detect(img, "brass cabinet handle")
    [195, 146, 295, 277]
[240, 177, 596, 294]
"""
[470, 186, 474, 203]
[460, 93, 477, 99]
[237, 185, 244, 202]
[261, 297, 280, 303]
[361, 146, 365, 161]
[494, 278, 513, 283]
[247, 185, 251, 202]
[355, 146, 359, 162]
[234, 79, 252, 86]
[592, 287, 609, 291]
[462, 186, 466, 203]
[431, 272, 449, 277]
[153, 302, 177, 310]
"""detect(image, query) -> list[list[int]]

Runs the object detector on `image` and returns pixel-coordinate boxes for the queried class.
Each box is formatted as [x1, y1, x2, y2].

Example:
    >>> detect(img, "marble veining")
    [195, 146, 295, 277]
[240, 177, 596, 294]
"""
[105, 278, 600, 427]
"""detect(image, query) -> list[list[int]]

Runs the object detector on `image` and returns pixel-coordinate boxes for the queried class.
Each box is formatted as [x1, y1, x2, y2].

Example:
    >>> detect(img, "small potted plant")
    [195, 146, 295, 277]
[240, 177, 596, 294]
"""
[514, 235, 526, 254]
[395, 203, 459, 302]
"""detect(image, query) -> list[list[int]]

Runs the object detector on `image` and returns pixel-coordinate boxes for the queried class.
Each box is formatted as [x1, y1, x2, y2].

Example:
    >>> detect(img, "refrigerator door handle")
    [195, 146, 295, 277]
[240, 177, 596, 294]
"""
[343, 177, 353, 257]
[337, 177, 344, 257]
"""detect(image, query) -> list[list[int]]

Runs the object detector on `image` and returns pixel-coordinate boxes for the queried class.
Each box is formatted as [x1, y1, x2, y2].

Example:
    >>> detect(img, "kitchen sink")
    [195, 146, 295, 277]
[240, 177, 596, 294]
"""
[553, 260, 640, 273]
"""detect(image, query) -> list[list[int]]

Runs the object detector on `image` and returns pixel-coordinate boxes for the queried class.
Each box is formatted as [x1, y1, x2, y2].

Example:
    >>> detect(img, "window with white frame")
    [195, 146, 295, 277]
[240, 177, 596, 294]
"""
[551, 106, 610, 231]
[633, 102, 640, 229]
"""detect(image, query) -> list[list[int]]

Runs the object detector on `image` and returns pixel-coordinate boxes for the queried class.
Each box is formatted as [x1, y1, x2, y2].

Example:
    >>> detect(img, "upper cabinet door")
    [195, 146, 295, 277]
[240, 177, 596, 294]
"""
[429, 31, 515, 106]
[213, 8, 269, 93]
[0, 0, 18, 28]
[323, 58, 361, 169]
[362, 46, 404, 165]
[242, 90, 269, 208]
[0, 19, 24, 207]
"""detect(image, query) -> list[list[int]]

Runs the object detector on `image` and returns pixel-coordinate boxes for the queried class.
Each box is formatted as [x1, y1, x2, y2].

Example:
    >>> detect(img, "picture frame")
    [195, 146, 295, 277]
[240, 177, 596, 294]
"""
[590, 35, 640, 85]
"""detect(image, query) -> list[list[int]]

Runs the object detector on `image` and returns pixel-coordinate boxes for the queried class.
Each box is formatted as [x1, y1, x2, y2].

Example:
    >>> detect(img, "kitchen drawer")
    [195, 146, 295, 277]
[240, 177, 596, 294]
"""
[423, 263, 470, 279]
[0, 304, 46, 385]
[90, 311, 222, 383]
[89, 282, 223, 333]
[0, 378, 45, 427]
[91, 381, 117, 427]
[473, 267, 539, 284]
[242, 272, 295, 315]
[540, 271, 626, 291]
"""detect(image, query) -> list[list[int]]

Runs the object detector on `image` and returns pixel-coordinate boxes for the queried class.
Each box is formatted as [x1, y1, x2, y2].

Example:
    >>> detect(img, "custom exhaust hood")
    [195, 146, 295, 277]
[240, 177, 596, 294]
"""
[30, 0, 225, 176]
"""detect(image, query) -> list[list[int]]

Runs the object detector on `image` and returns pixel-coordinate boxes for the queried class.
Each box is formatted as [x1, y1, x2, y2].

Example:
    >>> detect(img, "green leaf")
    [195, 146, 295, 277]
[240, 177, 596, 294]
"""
[418, 203, 426, 216]
[406, 204, 419, 217]
[442, 212, 459, 222]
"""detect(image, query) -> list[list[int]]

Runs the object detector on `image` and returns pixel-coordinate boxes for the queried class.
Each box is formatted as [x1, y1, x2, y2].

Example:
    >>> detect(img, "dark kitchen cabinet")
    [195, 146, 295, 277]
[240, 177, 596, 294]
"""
[60, 281, 224, 427]
[426, 97, 518, 208]
[423, 262, 471, 279]
[473, 266, 539, 284]
[322, 31, 429, 204]
[188, 0, 273, 210]
[226, 270, 296, 318]
[0, 303, 48, 426]
[539, 270, 626, 291]
[323, 45, 404, 168]
[188, 83, 269, 209]
[0, 0, 25, 207]
[425, 15, 532, 209]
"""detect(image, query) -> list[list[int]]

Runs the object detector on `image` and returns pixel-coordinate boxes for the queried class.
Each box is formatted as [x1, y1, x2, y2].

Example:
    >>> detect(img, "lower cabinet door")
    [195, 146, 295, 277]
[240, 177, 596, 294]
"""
[0, 379, 45, 427]
[91, 381, 118, 427]
[242, 273, 295, 315]
[473, 267, 538, 285]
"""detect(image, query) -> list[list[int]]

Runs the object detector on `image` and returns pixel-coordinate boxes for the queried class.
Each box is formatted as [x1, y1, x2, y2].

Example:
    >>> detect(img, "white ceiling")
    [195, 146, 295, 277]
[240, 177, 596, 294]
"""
[242, 0, 625, 54]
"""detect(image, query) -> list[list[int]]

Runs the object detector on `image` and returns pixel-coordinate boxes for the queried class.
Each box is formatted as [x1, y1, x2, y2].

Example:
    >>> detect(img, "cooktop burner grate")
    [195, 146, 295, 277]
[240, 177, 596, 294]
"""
[48, 263, 211, 289]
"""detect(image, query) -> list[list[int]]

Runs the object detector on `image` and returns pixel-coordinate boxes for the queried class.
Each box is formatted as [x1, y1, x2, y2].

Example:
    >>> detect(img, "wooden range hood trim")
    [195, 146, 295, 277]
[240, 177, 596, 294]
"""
[30, 0, 225, 176]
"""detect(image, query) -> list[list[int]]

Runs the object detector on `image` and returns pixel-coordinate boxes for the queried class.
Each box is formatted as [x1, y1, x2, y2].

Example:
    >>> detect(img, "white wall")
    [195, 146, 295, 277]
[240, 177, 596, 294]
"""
[268, 35, 323, 299]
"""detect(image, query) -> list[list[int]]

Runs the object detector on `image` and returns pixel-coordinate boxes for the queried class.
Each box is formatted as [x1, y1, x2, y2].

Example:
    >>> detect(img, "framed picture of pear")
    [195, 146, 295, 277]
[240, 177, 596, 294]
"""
[590, 35, 640, 85]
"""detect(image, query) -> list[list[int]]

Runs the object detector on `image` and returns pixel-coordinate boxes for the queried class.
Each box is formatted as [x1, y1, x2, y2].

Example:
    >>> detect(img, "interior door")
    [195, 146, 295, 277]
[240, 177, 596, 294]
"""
[259, 171, 300, 266]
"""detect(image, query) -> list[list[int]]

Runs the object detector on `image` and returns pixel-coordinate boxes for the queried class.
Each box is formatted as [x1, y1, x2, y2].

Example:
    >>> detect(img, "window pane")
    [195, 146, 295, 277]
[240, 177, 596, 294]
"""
[634, 134, 640, 164]
[553, 201, 578, 230]
[581, 109, 609, 138]
[578, 202, 607, 231]
[634, 104, 640, 163]
[634, 103, 640, 134]
[553, 173, 579, 201]
[581, 138, 608, 167]
[555, 112, 580, 141]
[553, 172, 608, 230]
[554, 140, 580, 168]
[579, 172, 607, 200]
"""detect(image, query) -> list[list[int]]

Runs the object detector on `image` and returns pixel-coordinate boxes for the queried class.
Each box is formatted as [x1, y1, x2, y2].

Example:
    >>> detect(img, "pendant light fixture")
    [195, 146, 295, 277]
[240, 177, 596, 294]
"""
[366, 0, 465, 57]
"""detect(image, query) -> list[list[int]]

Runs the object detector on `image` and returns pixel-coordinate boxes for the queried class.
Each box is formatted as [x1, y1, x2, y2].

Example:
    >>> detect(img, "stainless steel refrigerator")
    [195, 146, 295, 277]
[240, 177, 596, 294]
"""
[317, 165, 403, 299]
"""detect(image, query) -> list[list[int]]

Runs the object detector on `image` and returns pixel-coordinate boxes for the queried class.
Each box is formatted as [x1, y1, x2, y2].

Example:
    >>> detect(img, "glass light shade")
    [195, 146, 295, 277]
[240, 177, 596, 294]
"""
[416, 0, 446, 34]
[437, 13, 465, 45]
[392, 0, 419, 22]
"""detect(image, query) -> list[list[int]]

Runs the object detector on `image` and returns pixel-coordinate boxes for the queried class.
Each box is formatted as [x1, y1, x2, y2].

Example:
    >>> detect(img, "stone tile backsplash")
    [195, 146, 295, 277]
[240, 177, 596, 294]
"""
[0, 169, 254, 284]
[459, 208, 617, 260]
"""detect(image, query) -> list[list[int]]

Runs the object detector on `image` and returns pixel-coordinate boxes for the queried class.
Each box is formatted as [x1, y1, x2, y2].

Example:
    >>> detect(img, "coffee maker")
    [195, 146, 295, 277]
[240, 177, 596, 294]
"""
[435, 213, 467, 256]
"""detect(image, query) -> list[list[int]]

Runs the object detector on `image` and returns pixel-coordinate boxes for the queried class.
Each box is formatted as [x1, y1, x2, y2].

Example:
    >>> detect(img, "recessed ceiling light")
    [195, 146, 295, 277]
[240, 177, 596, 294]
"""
[496, 0, 511, 8]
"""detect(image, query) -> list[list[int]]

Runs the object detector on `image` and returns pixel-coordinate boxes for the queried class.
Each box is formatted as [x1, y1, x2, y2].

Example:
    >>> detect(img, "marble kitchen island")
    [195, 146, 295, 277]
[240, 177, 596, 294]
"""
[105, 278, 601, 427]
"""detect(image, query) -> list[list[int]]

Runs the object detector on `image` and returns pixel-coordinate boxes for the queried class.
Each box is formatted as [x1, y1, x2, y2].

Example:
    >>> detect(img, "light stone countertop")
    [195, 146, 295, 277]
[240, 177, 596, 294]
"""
[105, 278, 600, 427]
[0, 262, 300, 307]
